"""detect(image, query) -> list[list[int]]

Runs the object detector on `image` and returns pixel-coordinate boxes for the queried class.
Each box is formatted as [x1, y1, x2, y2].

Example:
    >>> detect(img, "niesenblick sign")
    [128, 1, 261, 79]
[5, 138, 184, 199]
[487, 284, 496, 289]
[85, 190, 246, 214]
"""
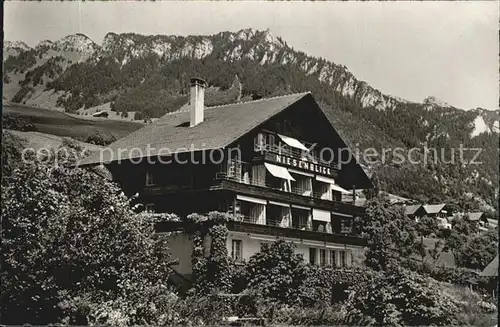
[269, 153, 335, 176]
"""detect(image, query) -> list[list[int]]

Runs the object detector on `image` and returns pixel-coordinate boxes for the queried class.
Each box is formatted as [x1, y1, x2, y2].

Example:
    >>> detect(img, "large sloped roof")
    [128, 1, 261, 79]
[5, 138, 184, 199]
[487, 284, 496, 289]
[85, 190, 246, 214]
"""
[78, 91, 372, 189]
[466, 212, 484, 221]
[79, 92, 309, 165]
[405, 204, 423, 215]
[479, 256, 498, 277]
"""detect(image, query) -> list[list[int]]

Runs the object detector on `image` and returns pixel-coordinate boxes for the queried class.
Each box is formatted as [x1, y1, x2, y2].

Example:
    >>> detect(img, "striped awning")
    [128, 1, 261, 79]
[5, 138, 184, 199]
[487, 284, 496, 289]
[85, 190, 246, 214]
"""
[313, 208, 331, 222]
[315, 176, 350, 194]
[264, 163, 295, 180]
[236, 195, 267, 205]
[277, 134, 309, 151]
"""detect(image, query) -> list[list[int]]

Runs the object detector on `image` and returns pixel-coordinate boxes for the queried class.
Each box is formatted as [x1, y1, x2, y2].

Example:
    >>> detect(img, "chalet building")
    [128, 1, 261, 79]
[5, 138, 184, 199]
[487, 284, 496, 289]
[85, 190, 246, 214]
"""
[423, 204, 449, 218]
[486, 218, 498, 229]
[81, 78, 373, 277]
[92, 110, 109, 118]
[423, 204, 452, 229]
[404, 204, 426, 222]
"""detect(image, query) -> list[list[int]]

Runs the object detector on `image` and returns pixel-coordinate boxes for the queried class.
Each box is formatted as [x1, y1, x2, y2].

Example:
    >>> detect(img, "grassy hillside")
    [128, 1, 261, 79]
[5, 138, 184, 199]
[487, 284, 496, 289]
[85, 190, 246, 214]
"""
[5, 129, 102, 152]
[2, 104, 143, 142]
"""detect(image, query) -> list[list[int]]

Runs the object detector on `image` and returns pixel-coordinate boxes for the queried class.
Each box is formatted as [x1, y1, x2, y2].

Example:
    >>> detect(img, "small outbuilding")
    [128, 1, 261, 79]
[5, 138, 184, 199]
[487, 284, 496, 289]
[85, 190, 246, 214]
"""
[92, 110, 109, 118]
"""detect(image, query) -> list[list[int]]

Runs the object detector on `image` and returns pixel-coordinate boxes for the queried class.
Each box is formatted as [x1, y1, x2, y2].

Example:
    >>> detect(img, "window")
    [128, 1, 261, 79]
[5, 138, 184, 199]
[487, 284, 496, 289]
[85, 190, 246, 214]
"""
[231, 240, 243, 262]
[340, 250, 347, 267]
[329, 250, 337, 267]
[254, 133, 265, 151]
[268, 134, 276, 150]
[145, 171, 154, 186]
[145, 203, 155, 213]
[319, 249, 326, 266]
[340, 219, 353, 234]
[309, 248, 317, 265]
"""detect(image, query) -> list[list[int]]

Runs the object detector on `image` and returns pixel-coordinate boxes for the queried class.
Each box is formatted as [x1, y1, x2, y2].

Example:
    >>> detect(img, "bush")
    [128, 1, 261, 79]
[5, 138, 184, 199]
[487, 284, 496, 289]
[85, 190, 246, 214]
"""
[298, 265, 380, 306]
[85, 130, 116, 146]
[243, 240, 307, 306]
[133, 111, 143, 121]
[345, 266, 461, 326]
[1, 148, 175, 325]
[416, 215, 439, 237]
[2, 114, 37, 131]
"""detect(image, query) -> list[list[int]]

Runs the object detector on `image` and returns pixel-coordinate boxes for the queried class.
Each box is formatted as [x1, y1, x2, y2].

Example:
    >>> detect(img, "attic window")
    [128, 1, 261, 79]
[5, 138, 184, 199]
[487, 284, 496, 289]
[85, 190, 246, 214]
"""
[176, 122, 190, 127]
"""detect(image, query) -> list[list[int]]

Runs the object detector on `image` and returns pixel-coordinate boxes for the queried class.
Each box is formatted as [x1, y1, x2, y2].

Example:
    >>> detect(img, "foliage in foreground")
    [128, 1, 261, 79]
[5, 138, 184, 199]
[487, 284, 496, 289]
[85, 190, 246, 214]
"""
[1, 142, 175, 325]
[345, 265, 462, 326]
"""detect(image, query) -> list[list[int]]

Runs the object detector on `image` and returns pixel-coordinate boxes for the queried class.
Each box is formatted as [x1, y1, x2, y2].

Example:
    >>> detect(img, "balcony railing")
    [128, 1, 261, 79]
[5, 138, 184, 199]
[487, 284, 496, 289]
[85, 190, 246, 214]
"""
[254, 135, 340, 171]
[217, 160, 350, 203]
[227, 221, 366, 246]
[233, 215, 353, 235]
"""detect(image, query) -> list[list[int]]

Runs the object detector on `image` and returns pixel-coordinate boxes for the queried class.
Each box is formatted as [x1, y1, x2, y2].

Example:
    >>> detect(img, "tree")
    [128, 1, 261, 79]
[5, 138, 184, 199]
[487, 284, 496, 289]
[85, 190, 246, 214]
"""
[416, 215, 439, 237]
[345, 266, 461, 326]
[243, 240, 307, 305]
[85, 130, 116, 146]
[460, 229, 498, 270]
[1, 144, 175, 325]
[134, 111, 143, 121]
[356, 197, 417, 270]
[452, 216, 479, 235]
[364, 172, 380, 200]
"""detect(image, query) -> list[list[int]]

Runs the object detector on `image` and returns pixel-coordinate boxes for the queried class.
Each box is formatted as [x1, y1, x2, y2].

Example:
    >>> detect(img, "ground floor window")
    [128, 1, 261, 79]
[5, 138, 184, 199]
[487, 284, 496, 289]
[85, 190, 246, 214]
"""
[319, 249, 327, 266]
[340, 250, 347, 267]
[329, 249, 336, 266]
[309, 248, 317, 265]
[308, 247, 352, 267]
[231, 239, 243, 262]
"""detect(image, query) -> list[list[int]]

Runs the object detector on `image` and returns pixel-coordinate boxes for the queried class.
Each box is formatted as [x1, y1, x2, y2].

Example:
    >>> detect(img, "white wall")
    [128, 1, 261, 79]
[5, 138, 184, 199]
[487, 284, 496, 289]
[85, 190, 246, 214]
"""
[166, 232, 193, 275]
[227, 231, 363, 267]
[166, 230, 366, 278]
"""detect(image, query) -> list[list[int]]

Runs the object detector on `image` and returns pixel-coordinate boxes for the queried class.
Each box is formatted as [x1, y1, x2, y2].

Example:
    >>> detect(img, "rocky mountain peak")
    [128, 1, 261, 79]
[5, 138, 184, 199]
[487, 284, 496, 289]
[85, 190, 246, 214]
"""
[53, 33, 98, 55]
[36, 39, 54, 48]
[4, 40, 31, 51]
[423, 96, 452, 109]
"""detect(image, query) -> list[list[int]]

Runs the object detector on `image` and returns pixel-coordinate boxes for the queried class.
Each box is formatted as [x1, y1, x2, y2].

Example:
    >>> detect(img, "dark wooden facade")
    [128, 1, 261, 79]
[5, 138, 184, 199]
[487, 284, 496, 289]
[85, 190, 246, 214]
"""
[106, 94, 370, 244]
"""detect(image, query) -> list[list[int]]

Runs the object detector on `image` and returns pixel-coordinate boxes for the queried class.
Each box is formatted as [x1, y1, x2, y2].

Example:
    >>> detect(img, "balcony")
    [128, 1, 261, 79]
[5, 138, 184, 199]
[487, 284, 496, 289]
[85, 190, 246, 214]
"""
[227, 221, 366, 247]
[254, 131, 340, 172]
[216, 160, 353, 203]
[155, 219, 365, 247]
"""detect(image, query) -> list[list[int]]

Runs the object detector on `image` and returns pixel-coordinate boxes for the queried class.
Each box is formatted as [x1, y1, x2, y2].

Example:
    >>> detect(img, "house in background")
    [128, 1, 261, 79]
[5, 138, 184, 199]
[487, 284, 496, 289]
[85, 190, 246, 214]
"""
[465, 212, 488, 232]
[81, 78, 373, 279]
[423, 204, 450, 218]
[405, 204, 426, 222]
[380, 191, 413, 205]
[486, 218, 498, 230]
[466, 212, 484, 222]
[451, 211, 492, 232]
[479, 256, 498, 298]
[423, 204, 452, 229]
[92, 110, 109, 118]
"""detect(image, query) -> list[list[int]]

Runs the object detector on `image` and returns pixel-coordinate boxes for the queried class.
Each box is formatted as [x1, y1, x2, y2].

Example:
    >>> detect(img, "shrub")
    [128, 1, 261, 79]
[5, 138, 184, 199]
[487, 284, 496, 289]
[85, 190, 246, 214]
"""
[345, 266, 461, 326]
[85, 130, 116, 146]
[416, 215, 439, 237]
[1, 148, 175, 325]
[2, 114, 37, 131]
[243, 240, 307, 306]
[298, 265, 380, 306]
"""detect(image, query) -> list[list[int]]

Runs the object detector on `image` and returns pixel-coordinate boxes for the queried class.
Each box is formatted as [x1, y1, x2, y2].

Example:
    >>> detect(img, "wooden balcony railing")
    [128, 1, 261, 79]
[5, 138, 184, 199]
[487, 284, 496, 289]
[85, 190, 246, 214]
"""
[216, 160, 348, 203]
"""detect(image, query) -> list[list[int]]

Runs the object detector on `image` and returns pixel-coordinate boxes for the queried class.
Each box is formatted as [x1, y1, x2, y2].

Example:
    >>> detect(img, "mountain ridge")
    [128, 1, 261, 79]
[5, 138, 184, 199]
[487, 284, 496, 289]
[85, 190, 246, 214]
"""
[3, 29, 499, 212]
[5, 29, 495, 113]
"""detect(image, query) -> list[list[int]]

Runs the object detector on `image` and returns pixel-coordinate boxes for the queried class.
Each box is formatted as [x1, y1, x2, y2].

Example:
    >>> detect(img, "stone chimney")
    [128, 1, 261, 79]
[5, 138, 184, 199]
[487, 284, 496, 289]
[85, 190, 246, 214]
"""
[190, 77, 206, 127]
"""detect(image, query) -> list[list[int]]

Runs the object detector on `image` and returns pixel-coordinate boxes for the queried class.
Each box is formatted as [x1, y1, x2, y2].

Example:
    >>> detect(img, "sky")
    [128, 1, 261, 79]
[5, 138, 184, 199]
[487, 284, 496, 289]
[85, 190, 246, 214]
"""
[4, 1, 499, 110]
